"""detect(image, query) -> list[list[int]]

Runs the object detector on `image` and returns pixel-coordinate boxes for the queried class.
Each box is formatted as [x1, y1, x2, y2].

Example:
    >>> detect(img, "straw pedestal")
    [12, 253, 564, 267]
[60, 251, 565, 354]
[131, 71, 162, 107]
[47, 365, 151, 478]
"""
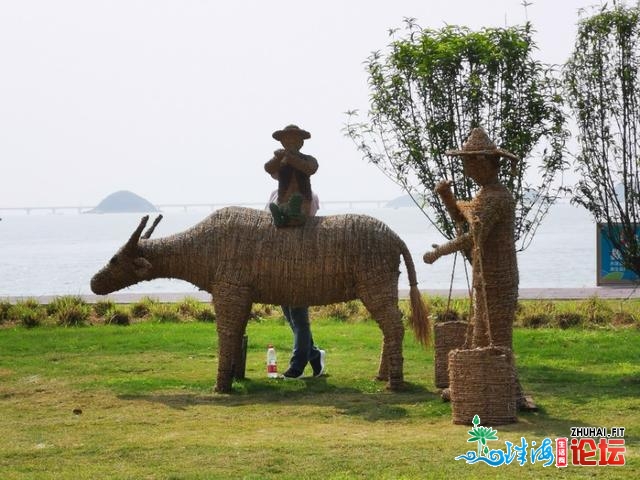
[434, 321, 468, 388]
[448, 345, 517, 426]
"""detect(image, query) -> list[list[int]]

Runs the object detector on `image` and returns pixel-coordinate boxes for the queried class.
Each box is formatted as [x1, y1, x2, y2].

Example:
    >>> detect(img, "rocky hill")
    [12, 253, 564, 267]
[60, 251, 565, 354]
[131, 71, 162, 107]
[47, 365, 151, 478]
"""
[87, 190, 159, 214]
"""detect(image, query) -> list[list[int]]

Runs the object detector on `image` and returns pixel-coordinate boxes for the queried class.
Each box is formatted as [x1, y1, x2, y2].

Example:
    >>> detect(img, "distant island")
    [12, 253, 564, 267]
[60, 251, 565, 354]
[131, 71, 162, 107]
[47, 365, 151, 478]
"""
[87, 190, 159, 214]
[386, 195, 421, 209]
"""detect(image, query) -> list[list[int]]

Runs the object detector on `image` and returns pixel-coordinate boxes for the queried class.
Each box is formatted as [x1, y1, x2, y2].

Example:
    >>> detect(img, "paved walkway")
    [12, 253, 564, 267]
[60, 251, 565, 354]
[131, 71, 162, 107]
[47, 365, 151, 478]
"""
[422, 287, 640, 300]
[6, 286, 640, 304]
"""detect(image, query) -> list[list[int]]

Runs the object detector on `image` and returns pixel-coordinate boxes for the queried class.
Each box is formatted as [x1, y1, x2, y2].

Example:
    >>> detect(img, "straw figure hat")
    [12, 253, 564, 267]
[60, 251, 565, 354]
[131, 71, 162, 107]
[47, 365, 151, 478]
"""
[272, 124, 311, 141]
[446, 128, 519, 161]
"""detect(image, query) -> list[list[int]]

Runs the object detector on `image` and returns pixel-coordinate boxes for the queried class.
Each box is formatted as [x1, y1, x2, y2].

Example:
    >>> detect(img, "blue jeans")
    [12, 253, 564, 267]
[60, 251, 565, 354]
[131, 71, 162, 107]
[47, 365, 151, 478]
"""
[282, 306, 321, 373]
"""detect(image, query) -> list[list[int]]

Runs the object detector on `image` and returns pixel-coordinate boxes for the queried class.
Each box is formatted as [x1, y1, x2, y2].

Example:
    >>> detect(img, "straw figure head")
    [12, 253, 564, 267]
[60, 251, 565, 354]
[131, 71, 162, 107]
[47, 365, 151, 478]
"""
[446, 127, 518, 160]
[446, 128, 519, 186]
[272, 124, 310, 151]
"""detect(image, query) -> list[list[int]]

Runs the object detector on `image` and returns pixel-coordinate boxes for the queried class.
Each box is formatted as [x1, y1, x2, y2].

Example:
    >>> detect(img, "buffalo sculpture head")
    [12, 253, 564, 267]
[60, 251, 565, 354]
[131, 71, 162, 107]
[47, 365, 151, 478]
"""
[90, 215, 162, 295]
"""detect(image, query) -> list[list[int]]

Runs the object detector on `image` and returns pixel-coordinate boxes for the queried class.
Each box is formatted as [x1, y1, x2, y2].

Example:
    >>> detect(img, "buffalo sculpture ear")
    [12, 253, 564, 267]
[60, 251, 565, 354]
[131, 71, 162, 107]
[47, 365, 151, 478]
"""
[133, 257, 152, 277]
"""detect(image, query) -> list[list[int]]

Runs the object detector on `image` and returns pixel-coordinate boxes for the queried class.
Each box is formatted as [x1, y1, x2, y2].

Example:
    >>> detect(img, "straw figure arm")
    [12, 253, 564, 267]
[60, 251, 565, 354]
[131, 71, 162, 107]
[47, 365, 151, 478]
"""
[435, 180, 472, 261]
[423, 233, 473, 264]
[281, 150, 318, 176]
[264, 150, 319, 177]
[264, 150, 285, 177]
[424, 181, 474, 264]
[436, 180, 465, 225]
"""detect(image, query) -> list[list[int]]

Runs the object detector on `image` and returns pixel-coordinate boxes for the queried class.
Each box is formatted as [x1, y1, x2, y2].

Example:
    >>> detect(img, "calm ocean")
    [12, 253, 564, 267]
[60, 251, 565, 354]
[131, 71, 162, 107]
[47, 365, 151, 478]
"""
[0, 202, 595, 297]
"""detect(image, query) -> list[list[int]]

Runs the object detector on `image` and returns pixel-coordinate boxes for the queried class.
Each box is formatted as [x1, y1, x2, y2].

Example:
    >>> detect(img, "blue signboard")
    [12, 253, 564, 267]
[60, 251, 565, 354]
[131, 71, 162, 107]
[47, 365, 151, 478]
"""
[597, 223, 640, 285]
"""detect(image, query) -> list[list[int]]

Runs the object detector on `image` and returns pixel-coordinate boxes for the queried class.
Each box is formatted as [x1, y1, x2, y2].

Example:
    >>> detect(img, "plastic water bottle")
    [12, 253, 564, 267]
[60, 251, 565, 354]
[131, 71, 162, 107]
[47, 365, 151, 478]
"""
[266, 344, 278, 378]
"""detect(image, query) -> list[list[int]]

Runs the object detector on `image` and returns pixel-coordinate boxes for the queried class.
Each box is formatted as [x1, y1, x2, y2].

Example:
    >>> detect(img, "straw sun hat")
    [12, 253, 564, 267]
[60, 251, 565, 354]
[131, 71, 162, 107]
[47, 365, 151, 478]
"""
[446, 127, 519, 161]
[272, 124, 311, 141]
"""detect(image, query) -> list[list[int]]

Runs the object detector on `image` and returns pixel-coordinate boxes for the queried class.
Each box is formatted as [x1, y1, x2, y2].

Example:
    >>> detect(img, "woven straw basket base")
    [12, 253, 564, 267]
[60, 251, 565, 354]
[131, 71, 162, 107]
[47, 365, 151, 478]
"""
[434, 321, 468, 389]
[448, 345, 517, 426]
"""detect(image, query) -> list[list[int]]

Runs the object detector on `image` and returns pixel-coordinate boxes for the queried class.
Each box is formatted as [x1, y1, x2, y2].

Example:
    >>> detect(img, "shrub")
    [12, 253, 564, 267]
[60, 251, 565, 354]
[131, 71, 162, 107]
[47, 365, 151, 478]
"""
[49, 296, 90, 327]
[13, 300, 45, 328]
[610, 311, 636, 327]
[318, 301, 367, 322]
[131, 297, 158, 318]
[195, 305, 216, 323]
[176, 297, 205, 320]
[151, 304, 181, 323]
[433, 309, 460, 323]
[105, 306, 131, 326]
[517, 301, 555, 328]
[580, 296, 611, 326]
[20, 298, 41, 310]
[250, 304, 276, 322]
[94, 300, 115, 318]
[555, 312, 584, 329]
[0, 301, 12, 323]
[521, 313, 552, 329]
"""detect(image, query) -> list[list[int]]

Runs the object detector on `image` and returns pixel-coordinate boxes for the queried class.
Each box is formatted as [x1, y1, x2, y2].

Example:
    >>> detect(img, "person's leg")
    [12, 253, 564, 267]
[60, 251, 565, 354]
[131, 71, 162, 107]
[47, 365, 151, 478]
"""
[282, 305, 292, 325]
[306, 322, 322, 374]
[286, 306, 311, 375]
[282, 306, 323, 377]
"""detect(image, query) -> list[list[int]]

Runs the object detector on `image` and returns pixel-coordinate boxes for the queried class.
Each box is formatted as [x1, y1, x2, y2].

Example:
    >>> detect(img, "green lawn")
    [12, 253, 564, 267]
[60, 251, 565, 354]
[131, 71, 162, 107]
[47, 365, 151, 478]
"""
[0, 319, 638, 479]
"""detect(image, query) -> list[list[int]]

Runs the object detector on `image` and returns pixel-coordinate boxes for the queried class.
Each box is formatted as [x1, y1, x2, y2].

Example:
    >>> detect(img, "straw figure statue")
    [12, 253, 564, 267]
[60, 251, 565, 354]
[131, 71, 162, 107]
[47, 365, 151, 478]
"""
[91, 208, 431, 393]
[265, 124, 318, 227]
[423, 127, 522, 423]
[423, 127, 519, 350]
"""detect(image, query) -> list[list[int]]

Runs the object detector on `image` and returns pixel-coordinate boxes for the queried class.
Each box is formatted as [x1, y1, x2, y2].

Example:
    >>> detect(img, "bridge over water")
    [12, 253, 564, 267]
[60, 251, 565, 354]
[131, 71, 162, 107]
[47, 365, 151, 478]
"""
[0, 200, 392, 215]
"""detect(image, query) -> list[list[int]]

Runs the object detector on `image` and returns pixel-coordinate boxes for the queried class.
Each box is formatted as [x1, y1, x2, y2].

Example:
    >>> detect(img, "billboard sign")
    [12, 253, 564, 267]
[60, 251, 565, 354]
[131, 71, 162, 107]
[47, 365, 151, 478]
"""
[596, 223, 640, 285]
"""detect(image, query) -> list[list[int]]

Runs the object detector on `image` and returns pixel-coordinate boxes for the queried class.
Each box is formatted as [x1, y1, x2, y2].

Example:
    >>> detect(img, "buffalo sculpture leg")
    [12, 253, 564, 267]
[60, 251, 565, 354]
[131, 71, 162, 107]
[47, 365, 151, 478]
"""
[212, 282, 252, 393]
[358, 274, 405, 390]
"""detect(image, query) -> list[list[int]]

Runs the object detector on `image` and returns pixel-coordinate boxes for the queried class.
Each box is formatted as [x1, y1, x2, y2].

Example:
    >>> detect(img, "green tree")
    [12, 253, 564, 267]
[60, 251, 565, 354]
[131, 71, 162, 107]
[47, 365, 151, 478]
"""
[564, 3, 640, 275]
[345, 19, 568, 251]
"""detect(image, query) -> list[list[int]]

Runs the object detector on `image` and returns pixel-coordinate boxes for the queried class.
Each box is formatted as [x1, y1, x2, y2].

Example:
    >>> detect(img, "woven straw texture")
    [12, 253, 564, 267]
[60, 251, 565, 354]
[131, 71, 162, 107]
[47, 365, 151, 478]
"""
[445, 127, 519, 161]
[91, 206, 430, 393]
[264, 146, 318, 219]
[427, 135, 520, 424]
[448, 346, 517, 425]
[460, 184, 518, 349]
[447, 185, 519, 424]
[434, 321, 468, 388]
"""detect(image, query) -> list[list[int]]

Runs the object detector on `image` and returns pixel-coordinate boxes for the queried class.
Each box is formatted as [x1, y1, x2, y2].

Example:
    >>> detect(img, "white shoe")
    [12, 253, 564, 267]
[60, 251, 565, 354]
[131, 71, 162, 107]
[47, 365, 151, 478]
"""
[281, 368, 305, 380]
[312, 350, 326, 377]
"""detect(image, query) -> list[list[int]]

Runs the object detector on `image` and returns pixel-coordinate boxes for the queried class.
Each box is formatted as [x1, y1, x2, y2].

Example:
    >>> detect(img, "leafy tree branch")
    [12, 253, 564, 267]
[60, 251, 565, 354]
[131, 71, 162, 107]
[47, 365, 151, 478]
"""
[345, 19, 568, 252]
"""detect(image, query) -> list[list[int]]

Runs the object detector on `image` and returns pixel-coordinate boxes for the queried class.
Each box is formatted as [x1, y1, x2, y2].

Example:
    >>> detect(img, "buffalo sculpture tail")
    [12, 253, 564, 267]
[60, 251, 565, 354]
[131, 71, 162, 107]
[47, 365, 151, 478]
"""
[401, 243, 431, 347]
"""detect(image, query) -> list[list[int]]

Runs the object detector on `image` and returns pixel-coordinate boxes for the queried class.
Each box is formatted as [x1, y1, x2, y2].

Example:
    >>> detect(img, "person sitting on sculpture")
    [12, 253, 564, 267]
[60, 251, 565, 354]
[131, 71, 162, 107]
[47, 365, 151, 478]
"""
[423, 127, 519, 352]
[263, 191, 324, 379]
[265, 124, 319, 227]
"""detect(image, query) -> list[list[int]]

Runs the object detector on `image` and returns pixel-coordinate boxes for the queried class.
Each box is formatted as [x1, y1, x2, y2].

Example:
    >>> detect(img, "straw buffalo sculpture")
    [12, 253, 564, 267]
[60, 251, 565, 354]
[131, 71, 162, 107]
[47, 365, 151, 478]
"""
[91, 207, 430, 393]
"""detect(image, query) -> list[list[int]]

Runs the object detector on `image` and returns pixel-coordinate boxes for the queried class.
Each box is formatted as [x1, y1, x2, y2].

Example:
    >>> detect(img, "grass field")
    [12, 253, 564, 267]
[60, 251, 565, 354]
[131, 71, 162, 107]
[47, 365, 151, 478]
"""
[0, 315, 638, 479]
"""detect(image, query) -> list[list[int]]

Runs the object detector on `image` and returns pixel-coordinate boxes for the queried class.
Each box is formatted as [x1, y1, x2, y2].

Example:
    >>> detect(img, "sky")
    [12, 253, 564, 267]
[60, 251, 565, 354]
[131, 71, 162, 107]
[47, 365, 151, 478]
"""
[0, 0, 604, 208]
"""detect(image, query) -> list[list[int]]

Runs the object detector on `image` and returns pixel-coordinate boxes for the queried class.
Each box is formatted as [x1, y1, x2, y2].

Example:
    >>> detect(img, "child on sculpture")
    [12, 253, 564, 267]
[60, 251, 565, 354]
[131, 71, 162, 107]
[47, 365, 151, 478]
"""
[265, 124, 319, 227]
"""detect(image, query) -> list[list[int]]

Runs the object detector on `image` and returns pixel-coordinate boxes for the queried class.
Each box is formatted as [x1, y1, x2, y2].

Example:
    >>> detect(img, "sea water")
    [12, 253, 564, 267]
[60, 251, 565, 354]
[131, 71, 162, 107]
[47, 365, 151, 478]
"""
[0, 202, 595, 297]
